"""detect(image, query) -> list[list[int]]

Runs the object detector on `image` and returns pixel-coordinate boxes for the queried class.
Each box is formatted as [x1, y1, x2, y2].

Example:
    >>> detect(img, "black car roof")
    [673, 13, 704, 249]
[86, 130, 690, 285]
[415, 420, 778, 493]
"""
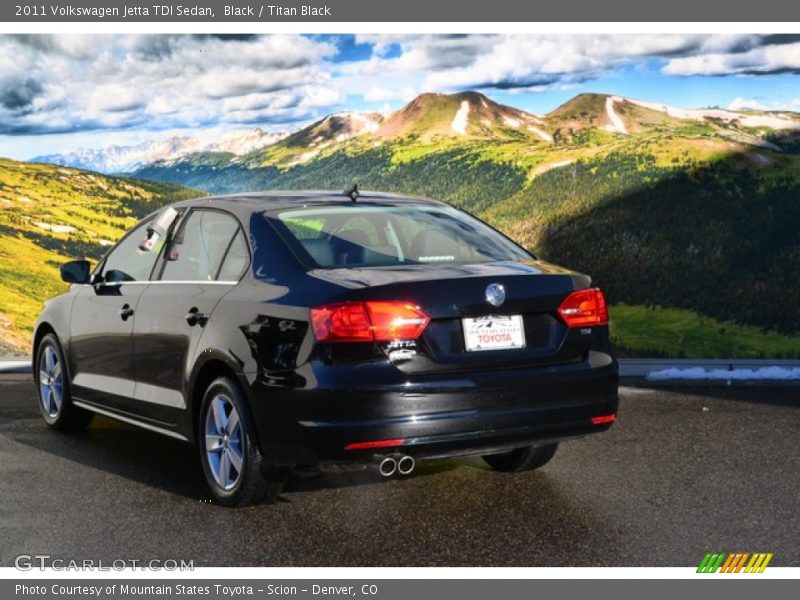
[172, 190, 447, 213]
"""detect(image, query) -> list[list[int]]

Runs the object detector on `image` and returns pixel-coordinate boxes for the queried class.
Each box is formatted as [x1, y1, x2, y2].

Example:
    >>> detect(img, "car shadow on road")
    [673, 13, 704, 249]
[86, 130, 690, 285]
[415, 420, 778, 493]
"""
[1, 395, 471, 503]
[3, 410, 210, 499]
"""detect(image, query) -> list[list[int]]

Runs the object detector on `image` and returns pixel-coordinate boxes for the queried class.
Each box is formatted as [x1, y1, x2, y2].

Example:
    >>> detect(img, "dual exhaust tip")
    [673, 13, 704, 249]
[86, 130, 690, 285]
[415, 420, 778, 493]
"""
[377, 454, 415, 477]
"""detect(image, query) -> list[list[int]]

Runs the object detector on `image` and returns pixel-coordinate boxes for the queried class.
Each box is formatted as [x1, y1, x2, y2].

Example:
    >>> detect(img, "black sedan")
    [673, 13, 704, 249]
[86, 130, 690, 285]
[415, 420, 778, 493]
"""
[33, 190, 618, 506]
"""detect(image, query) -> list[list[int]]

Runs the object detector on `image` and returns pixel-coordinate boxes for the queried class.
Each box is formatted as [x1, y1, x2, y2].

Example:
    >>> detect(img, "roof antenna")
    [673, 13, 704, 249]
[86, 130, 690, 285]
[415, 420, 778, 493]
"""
[345, 184, 359, 202]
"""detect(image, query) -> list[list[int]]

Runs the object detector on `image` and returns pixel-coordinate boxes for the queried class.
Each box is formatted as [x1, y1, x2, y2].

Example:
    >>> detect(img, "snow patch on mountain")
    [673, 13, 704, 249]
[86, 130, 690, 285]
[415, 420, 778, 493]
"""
[527, 125, 554, 142]
[604, 96, 628, 134]
[533, 159, 574, 176]
[451, 101, 470, 135]
[350, 112, 381, 135]
[34, 222, 77, 234]
[288, 149, 320, 167]
[628, 98, 800, 130]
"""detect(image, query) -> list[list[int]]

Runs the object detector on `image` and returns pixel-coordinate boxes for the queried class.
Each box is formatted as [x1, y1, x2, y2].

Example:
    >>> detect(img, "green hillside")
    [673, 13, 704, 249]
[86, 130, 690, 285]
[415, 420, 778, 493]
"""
[0, 158, 201, 354]
[129, 91, 800, 358]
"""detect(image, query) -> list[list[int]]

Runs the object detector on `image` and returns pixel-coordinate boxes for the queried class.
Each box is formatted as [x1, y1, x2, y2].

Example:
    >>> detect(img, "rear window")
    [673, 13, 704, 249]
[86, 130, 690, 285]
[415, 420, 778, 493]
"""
[271, 205, 532, 268]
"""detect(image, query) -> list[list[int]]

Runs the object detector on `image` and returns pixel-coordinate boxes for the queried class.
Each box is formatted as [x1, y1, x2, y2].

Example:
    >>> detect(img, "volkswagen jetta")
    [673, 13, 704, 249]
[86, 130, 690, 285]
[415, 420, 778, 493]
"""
[33, 190, 618, 506]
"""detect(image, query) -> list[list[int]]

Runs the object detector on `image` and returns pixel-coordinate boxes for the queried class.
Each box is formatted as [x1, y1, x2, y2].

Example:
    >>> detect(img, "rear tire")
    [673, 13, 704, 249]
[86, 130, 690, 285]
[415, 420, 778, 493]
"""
[198, 376, 285, 507]
[35, 333, 93, 431]
[482, 443, 558, 472]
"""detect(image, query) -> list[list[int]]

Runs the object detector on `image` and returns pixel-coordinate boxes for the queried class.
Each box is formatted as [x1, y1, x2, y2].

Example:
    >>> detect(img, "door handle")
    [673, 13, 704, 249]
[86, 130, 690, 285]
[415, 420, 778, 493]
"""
[119, 304, 134, 321]
[185, 307, 208, 327]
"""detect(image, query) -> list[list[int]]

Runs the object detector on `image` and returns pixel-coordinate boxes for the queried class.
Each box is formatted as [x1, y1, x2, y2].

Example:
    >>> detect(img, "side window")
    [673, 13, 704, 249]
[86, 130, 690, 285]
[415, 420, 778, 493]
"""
[102, 220, 161, 282]
[162, 210, 240, 282]
[217, 230, 249, 281]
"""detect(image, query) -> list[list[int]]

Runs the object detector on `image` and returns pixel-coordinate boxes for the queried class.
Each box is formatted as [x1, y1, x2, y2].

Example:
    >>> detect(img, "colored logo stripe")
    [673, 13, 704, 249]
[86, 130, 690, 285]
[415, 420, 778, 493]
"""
[697, 552, 772, 573]
[720, 553, 749, 573]
[745, 553, 773, 573]
[697, 553, 726, 573]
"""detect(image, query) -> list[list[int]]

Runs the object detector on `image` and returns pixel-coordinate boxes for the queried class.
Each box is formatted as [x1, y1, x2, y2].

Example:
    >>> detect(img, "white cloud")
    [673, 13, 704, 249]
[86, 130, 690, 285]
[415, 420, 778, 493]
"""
[728, 97, 769, 111]
[728, 96, 800, 112]
[427, 35, 773, 91]
[663, 41, 800, 76]
[354, 35, 495, 73]
[363, 86, 417, 102]
[348, 35, 766, 92]
[347, 34, 800, 95]
[0, 34, 340, 135]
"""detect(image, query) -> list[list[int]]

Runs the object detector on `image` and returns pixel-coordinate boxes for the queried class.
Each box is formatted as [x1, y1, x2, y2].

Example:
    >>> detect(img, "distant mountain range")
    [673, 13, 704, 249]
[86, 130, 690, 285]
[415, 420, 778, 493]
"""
[6, 90, 800, 358]
[31, 91, 800, 179]
[31, 127, 287, 174]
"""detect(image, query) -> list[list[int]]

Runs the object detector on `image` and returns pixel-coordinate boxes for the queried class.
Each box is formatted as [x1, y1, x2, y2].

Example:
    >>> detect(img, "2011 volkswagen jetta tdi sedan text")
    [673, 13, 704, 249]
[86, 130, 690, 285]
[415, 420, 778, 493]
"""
[33, 190, 618, 506]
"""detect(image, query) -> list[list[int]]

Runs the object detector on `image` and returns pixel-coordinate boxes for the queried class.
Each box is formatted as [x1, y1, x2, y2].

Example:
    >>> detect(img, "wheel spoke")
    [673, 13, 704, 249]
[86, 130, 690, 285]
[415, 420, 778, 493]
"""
[51, 361, 62, 383]
[45, 388, 55, 415]
[45, 348, 55, 372]
[219, 450, 231, 486]
[211, 397, 228, 434]
[205, 434, 223, 452]
[225, 409, 240, 436]
[51, 385, 62, 410]
[227, 446, 243, 472]
[39, 370, 49, 385]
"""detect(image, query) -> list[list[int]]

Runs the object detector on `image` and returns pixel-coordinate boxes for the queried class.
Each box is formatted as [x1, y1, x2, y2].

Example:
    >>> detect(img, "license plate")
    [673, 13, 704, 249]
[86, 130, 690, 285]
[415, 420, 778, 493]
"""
[463, 314, 526, 352]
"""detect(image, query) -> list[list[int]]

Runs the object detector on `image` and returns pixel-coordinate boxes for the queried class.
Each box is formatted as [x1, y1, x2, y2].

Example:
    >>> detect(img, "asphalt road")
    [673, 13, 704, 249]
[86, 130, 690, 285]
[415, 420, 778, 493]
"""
[1, 374, 798, 567]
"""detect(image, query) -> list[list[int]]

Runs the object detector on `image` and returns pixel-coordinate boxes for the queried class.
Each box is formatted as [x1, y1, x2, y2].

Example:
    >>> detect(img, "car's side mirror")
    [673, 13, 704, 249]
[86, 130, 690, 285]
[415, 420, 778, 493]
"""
[60, 260, 91, 284]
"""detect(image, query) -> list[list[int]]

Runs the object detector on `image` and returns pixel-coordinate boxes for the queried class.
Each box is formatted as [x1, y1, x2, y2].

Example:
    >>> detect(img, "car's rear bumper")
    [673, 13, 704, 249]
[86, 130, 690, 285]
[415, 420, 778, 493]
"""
[248, 351, 618, 465]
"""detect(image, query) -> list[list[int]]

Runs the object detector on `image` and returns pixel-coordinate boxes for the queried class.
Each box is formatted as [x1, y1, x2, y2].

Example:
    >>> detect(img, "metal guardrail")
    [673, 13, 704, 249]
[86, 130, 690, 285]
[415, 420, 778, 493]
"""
[618, 358, 800, 378]
[0, 358, 32, 374]
[3, 357, 800, 383]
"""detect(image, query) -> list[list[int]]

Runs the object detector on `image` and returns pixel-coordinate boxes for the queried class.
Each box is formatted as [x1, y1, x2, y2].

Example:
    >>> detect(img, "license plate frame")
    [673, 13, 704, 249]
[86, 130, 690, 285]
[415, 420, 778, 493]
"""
[462, 314, 526, 352]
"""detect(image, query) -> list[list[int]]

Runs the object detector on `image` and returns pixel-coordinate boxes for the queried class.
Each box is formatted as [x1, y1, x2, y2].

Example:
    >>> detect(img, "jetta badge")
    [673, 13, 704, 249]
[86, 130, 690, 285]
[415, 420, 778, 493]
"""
[485, 283, 506, 307]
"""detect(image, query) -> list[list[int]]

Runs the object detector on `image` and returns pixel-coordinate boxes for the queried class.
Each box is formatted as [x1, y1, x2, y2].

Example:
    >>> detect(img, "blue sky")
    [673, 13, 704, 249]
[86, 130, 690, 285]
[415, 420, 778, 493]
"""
[1, 34, 800, 159]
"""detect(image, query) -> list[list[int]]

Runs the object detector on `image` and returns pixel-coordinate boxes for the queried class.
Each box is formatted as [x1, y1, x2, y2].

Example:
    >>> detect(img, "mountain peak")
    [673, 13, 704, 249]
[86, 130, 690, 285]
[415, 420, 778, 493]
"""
[547, 93, 647, 135]
[548, 93, 612, 119]
[377, 90, 546, 140]
[279, 112, 384, 148]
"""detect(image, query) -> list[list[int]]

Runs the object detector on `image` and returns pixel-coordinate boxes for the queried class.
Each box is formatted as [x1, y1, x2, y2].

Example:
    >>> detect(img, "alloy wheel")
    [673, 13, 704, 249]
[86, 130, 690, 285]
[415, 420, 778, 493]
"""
[39, 346, 63, 418]
[204, 394, 244, 490]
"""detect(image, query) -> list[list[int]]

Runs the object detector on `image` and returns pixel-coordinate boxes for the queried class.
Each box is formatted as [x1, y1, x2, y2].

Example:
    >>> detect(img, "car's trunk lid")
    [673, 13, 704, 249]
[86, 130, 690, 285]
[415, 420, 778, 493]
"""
[311, 260, 593, 374]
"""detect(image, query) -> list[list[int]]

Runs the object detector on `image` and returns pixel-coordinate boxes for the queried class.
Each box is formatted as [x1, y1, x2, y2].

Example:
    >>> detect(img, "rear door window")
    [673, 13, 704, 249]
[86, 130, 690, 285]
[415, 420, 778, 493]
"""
[161, 210, 241, 281]
[217, 229, 249, 281]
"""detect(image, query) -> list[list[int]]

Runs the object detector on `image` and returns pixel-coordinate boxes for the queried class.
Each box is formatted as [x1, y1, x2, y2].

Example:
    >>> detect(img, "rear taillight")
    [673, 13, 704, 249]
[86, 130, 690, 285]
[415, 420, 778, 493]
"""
[365, 301, 430, 341]
[344, 438, 405, 451]
[310, 302, 372, 342]
[557, 288, 609, 327]
[311, 301, 430, 343]
[591, 414, 616, 425]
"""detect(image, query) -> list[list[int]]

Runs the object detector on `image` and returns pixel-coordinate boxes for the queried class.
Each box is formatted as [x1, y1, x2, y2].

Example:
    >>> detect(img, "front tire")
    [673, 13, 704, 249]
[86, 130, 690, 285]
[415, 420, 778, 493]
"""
[198, 376, 285, 507]
[35, 333, 93, 431]
[482, 443, 558, 472]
